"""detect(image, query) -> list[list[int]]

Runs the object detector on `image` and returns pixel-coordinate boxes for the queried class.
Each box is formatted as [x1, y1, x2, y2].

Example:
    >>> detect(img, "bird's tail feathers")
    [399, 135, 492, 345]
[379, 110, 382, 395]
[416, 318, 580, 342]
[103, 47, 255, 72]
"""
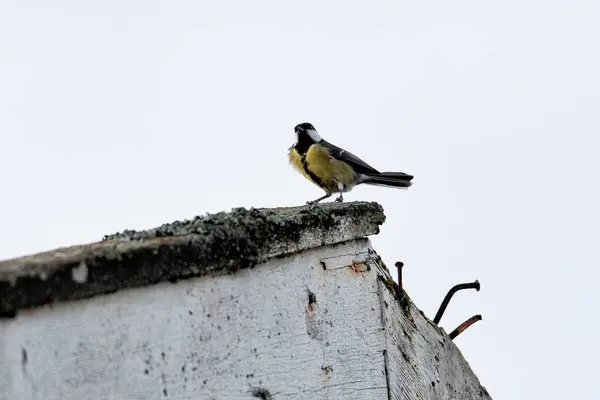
[360, 172, 413, 189]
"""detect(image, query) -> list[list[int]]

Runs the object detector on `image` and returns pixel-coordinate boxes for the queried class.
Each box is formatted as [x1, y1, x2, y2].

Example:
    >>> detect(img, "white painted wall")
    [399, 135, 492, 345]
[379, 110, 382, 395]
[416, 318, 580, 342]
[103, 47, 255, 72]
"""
[0, 238, 491, 400]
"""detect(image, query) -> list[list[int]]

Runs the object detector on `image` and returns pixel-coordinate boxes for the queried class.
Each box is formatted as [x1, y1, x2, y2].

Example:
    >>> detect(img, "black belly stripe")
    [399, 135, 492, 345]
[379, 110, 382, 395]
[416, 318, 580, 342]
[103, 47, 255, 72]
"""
[301, 155, 325, 189]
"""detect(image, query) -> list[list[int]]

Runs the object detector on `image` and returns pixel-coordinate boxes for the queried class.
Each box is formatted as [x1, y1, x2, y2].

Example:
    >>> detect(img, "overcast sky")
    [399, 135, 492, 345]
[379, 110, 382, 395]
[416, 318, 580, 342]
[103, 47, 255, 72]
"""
[1, 1, 599, 398]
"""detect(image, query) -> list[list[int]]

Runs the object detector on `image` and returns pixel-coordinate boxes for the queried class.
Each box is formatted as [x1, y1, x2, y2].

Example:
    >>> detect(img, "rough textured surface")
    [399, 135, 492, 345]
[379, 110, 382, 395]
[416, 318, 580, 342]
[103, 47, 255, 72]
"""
[1, 240, 389, 400]
[0, 238, 492, 400]
[378, 284, 492, 400]
[0, 202, 385, 315]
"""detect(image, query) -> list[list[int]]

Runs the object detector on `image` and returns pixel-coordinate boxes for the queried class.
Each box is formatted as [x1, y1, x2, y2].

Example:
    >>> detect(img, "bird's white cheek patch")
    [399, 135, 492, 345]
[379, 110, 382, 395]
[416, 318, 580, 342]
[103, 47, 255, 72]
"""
[307, 129, 321, 142]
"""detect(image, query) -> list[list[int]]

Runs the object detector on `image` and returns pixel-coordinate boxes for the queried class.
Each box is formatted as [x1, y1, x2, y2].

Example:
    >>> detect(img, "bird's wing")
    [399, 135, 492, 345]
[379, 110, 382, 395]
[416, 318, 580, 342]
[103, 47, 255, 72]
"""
[320, 140, 380, 175]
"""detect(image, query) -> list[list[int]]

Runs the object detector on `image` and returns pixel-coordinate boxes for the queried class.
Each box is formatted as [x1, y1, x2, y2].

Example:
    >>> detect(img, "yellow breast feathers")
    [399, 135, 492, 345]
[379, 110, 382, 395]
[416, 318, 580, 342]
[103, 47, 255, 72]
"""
[288, 147, 313, 183]
[288, 144, 356, 191]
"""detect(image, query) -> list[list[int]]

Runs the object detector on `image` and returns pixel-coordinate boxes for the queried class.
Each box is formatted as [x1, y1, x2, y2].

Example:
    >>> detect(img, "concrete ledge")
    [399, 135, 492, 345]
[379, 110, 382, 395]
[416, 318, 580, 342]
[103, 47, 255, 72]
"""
[0, 202, 385, 315]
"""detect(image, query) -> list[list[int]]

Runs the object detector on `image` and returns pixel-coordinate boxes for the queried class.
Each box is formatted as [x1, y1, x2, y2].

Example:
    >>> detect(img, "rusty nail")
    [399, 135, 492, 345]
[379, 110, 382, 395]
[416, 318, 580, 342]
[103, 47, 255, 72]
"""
[395, 262, 404, 289]
[395, 261, 404, 299]
[449, 315, 482, 339]
[433, 280, 480, 324]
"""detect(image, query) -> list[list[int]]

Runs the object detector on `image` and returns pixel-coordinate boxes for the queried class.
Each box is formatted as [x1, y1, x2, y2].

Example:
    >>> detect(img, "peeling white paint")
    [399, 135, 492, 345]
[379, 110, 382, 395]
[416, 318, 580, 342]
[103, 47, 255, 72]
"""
[378, 281, 491, 400]
[0, 238, 491, 400]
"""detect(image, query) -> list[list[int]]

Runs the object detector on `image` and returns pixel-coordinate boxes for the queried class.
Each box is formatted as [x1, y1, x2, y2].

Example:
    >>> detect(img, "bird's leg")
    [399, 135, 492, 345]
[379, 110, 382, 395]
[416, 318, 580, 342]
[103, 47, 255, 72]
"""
[306, 192, 332, 205]
[334, 181, 344, 202]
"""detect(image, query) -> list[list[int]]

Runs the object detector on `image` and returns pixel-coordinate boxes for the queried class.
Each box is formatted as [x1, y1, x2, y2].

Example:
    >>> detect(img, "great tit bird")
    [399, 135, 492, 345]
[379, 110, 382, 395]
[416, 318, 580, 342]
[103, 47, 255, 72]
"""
[288, 122, 414, 205]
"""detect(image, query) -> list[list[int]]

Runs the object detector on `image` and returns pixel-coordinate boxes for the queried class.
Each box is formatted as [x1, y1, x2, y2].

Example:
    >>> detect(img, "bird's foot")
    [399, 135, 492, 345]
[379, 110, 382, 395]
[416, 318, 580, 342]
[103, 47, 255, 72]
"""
[335, 195, 344, 202]
[307, 193, 333, 205]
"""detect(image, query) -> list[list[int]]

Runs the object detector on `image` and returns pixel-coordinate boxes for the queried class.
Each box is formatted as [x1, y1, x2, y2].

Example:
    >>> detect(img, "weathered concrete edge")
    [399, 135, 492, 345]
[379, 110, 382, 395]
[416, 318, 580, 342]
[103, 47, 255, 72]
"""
[0, 201, 385, 315]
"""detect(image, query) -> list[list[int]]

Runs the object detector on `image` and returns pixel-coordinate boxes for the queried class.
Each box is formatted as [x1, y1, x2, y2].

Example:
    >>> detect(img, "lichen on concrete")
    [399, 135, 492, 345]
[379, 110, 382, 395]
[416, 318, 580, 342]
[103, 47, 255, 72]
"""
[103, 202, 385, 243]
[0, 201, 385, 315]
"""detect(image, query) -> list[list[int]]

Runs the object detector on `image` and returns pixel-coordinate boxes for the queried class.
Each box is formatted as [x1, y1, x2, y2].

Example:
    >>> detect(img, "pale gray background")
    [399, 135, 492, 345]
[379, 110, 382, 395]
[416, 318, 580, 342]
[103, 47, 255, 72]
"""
[1, 1, 599, 399]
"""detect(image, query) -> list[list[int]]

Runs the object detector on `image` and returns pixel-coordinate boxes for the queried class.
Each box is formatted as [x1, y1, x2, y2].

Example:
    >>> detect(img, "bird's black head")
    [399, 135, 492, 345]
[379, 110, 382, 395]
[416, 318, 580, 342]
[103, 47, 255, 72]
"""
[294, 122, 316, 133]
[292, 122, 322, 154]
[294, 122, 322, 143]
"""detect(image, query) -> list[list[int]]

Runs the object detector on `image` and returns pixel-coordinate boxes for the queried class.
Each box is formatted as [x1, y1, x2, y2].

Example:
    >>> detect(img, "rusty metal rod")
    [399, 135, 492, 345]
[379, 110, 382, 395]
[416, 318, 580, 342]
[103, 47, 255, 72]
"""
[394, 261, 404, 300]
[395, 262, 404, 289]
[433, 280, 480, 324]
[449, 315, 482, 339]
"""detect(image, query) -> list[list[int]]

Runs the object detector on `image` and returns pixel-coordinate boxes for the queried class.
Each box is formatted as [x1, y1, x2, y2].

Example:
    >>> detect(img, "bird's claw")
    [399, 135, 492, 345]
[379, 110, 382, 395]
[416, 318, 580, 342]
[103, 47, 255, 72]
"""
[335, 196, 343, 203]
